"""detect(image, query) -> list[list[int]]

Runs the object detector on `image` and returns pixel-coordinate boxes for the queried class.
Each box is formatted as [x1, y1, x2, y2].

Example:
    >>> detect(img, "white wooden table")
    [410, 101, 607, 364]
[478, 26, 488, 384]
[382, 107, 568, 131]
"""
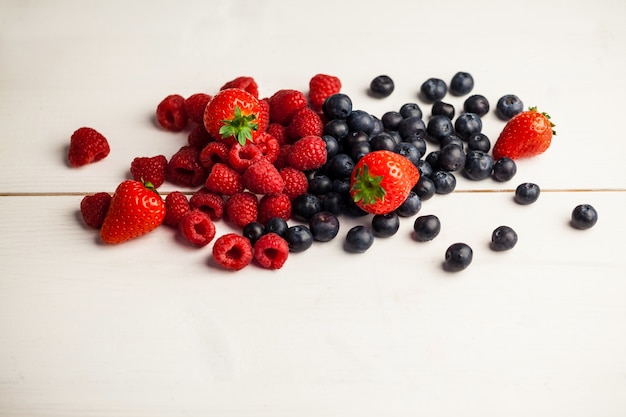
[1, 1, 625, 416]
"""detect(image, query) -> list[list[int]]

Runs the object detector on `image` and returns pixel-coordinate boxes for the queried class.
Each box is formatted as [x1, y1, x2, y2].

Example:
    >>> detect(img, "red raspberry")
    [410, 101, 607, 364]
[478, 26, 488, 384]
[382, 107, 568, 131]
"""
[220, 76, 259, 98]
[253, 233, 289, 269]
[189, 188, 225, 220]
[254, 132, 280, 164]
[204, 163, 244, 196]
[187, 125, 213, 150]
[228, 142, 264, 172]
[184, 93, 212, 125]
[257, 98, 271, 137]
[257, 193, 292, 224]
[268, 89, 308, 125]
[273, 144, 292, 170]
[166, 145, 206, 188]
[129, 155, 167, 188]
[163, 191, 190, 228]
[266, 123, 288, 146]
[199, 141, 230, 170]
[287, 107, 324, 141]
[212, 233, 254, 271]
[68, 127, 110, 167]
[279, 167, 309, 200]
[225, 191, 258, 228]
[287, 135, 328, 171]
[179, 209, 216, 247]
[156, 94, 188, 132]
[241, 159, 284, 195]
[80, 192, 112, 229]
[309, 73, 341, 111]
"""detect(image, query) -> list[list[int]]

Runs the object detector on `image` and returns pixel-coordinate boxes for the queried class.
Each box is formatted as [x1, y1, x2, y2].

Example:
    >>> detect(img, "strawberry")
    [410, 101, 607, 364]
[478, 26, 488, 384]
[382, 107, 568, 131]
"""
[129, 155, 167, 188]
[492, 107, 555, 160]
[100, 180, 166, 244]
[287, 135, 327, 171]
[309, 73, 341, 111]
[80, 192, 112, 229]
[241, 159, 284, 195]
[203, 88, 265, 146]
[350, 150, 420, 215]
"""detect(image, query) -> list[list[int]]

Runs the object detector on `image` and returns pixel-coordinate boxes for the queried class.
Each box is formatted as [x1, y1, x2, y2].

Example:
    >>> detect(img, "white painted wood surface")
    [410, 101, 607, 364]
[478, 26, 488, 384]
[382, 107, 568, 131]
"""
[1, 1, 625, 416]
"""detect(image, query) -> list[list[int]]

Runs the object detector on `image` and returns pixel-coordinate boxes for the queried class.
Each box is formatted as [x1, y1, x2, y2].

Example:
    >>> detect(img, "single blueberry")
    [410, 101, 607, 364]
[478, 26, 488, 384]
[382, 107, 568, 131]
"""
[323, 119, 349, 140]
[347, 110, 375, 135]
[427, 115, 454, 142]
[413, 176, 436, 200]
[309, 211, 340, 242]
[399, 102, 423, 119]
[514, 182, 541, 205]
[463, 150, 494, 181]
[308, 175, 333, 195]
[570, 204, 598, 230]
[432, 170, 457, 194]
[369, 75, 395, 98]
[454, 112, 483, 140]
[421, 78, 447, 103]
[463, 94, 490, 116]
[395, 192, 421, 217]
[443, 243, 473, 272]
[242, 221, 265, 245]
[439, 144, 466, 172]
[496, 94, 524, 120]
[327, 153, 355, 179]
[492, 157, 517, 182]
[344, 225, 375, 253]
[413, 214, 441, 241]
[491, 225, 518, 251]
[394, 141, 421, 165]
[322, 93, 352, 120]
[432, 100, 455, 119]
[370, 132, 397, 151]
[321, 191, 345, 215]
[398, 116, 426, 139]
[449, 72, 474, 96]
[264, 217, 289, 237]
[371, 212, 400, 237]
[381, 111, 403, 131]
[284, 225, 314, 252]
[466, 132, 491, 152]
[292, 193, 323, 221]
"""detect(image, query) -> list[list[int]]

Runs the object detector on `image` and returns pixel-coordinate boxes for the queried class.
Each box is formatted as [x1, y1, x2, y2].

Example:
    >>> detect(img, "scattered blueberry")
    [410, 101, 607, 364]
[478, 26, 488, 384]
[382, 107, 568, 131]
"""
[514, 182, 541, 205]
[454, 112, 483, 139]
[491, 225, 518, 251]
[439, 144, 466, 172]
[369, 75, 395, 98]
[398, 116, 427, 139]
[370, 132, 397, 151]
[413, 176, 436, 200]
[292, 193, 323, 221]
[438, 133, 464, 150]
[420, 78, 447, 103]
[347, 110, 375, 135]
[413, 214, 441, 242]
[432, 100, 455, 119]
[492, 157, 517, 182]
[323, 119, 349, 140]
[321, 135, 340, 158]
[496, 94, 524, 120]
[396, 191, 422, 217]
[242, 221, 265, 245]
[372, 212, 400, 237]
[466, 132, 491, 153]
[350, 141, 371, 162]
[344, 225, 375, 253]
[432, 170, 457, 194]
[327, 153, 355, 179]
[322, 93, 352, 120]
[394, 141, 421, 165]
[463, 150, 494, 181]
[399, 102, 423, 119]
[308, 174, 333, 195]
[381, 111, 403, 131]
[443, 242, 473, 272]
[463, 94, 490, 116]
[570, 204, 598, 230]
[284, 225, 314, 252]
[264, 217, 289, 236]
[449, 71, 474, 96]
[417, 159, 433, 180]
[426, 115, 453, 142]
[321, 191, 345, 215]
[309, 211, 340, 242]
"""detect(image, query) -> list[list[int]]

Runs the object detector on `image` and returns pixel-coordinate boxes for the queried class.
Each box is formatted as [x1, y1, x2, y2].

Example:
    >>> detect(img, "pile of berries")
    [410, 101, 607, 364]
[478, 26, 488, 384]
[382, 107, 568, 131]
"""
[72, 72, 597, 272]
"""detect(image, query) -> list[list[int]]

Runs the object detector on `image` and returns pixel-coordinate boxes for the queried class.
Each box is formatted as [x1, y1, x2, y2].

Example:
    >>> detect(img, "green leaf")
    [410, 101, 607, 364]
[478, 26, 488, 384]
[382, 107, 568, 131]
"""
[219, 105, 259, 145]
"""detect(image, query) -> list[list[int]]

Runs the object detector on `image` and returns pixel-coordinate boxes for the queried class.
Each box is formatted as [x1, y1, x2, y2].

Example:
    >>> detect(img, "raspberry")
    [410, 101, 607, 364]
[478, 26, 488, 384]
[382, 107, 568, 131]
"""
[156, 94, 188, 132]
[189, 188, 225, 220]
[212, 233, 254, 271]
[80, 192, 112, 229]
[178, 209, 216, 247]
[241, 159, 284, 195]
[225, 191, 258, 228]
[166, 145, 206, 188]
[257, 193, 292, 224]
[268, 89, 308, 125]
[228, 143, 264, 172]
[184, 93, 212, 125]
[199, 141, 230, 170]
[266, 123, 288, 146]
[204, 162, 244, 196]
[254, 132, 280, 164]
[129, 155, 167, 188]
[287, 107, 324, 141]
[287, 135, 327, 171]
[273, 144, 292, 170]
[163, 191, 190, 227]
[187, 125, 213, 149]
[279, 167, 309, 200]
[257, 98, 271, 137]
[253, 233, 289, 269]
[309, 73, 341, 111]
[68, 127, 110, 167]
[220, 76, 259, 98]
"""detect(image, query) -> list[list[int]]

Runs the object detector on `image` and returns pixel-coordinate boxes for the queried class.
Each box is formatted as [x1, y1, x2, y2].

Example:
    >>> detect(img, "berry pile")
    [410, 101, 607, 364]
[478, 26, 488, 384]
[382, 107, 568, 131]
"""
[72, 72, 597, 272]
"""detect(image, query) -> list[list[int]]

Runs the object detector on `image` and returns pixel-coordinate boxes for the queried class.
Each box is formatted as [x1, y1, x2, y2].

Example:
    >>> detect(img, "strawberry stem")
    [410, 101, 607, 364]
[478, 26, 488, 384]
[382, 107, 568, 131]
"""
[351, 164, 386, 205]
[219, 106, 258, 145]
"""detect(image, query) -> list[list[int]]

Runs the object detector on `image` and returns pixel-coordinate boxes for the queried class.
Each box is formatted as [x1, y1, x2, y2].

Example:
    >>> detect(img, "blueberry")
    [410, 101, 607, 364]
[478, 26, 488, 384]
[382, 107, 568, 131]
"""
[426, 115, 453, 142]
[327, 153, 355, 179]
[370, 132, 397, 151]
[308, 175, 333, 195]
[425, 151, 441, 172]
[395, 191, 421, 217]
[463, 150, 494, 181]
[309, 211, 340, 242]
[420, 78, 447, 103]
[491, 225, 518, 251]
[463, 94, 490, 116]
[406, 135, 427, 156]
[350, 141, 371, 162]
[343, 130, 369, 153]
[344, 225, 375, 253]
[570, 204, 598, 230]
[398, 116, 426, 139]
[321, 191, 345, 215]
[343, 196, 369, 217]
[439, 144, 466, 172]
[454, 112, 483, 139]
[449, 71, 474, 96]
[514, 182, 540, 205]
[466, 132, 491, 153]
[381, 111, 403, 131]
[323, 119, 349, 140]
[370, 116, 384, 136]
[443, 243, 473, 272]
[347, 110, 375, 135]
[413, 176, 436, 200]
[496, 94, 524, 120]
[438, 133, 464, 150]
[394, 141, 421, 165]
[432, 100, 455, 119]
[369, 75, 395, 98]
[242, 221, 265, 244]
[399, 102, 423, 119]
[321, 135, 340, 159]
[417, 159, 433, 178]
[432, 170, 457, 194]
[292, 193, 323, 221]
[332, 178, 351, 195]
[413, 214, 441, 241]
[492, 157, 517, 182]
[322, 93, 352, 120]
[284, 225, 314, 252]
[371, 212, 400, 237]
[264, 217, 288, 236]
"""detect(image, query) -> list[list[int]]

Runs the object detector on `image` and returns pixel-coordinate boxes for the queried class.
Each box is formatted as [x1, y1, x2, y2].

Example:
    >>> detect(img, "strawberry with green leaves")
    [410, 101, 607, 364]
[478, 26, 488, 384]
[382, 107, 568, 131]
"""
[350, 150, 420, 215]
[492, 107, 555, 160]
[100, 180, 166, 244]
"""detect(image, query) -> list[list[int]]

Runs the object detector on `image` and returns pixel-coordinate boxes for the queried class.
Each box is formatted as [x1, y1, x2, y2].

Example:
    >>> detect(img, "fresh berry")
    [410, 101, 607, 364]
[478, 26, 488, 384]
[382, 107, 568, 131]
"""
[225, 192, 258, 228]
[432, 100, 455, 119]
[100, 180, 166, 244]
[369, 75, 395, 98]
[322, 93, 352, 120]
[291, 193, 323, 221]
[454, 112, 482, 139]
[371, 212, 400, 237]
[203, 88, 264, 146]
[253, 232, 289, 269]
[68, 127, 110, 167]
[449, 71, 474, 96]
[199, 141, 230, 170]
[571, 204, 598, 230]
[130, 155, 167, 188]
[413, 214, 441, 242]
[284, 225, 314, 252]
[268, 89, 308, 125]
[492, 157, 517, 182]
[308, 174, 333, 195]
[184, 93, 212, 124]
[466, 132, 491, 153]
[491, 225, 518, 251]
[308, 211, 340, 242]
[344, 225, 374, 253]
[370, 132, 397, 152]
[264, 217, 289, 237]
[189, 188, 225, 220]
[178, 209, 216, 247]
[166, 145, 206, 188]
[399, 102, 423, 119]
[287, 135, 328, 171]
[204, 162, 244, 196]
[443, 243, 473, 272]
[395, 191, 421, 217]
[496, 94, 524, 120]
[228, 142, 264, 172]
[431, 170, 457, 194]
[266, 123, 288, 145]
[381, 111, 403, 130]
[346, 110, 375, 135]
[463, 150, 494, 181]
[212, 233, 254, 271]
[258, 193, 292, 224]
[413, 176, 436, 201]
[438, 144, 466, 172]
[163, 191, 190, 227]
[287, 107, 324, 141]
[220, 76, 259, 98]
[514, 182, 541, 205]
[350, 150, 420, 215]
[420, 78, 447, 102]
[493, 107, 555, 160]
[309, 73, 342, 111]
[241, 159, 284, 195]
[279, 167, 309, 200]
[242, 221, 265, 244]
[187, 125, 213, 149]
[320, 191, 345, 215]
[254, 132, 280, 164]
[273, 144, 292, 170]
[327, 153, 355, 179]
[463, 94, 490, 116]
[156, 94, 188, 132]
[398, 116, 426, 140]
[80, 192, 112, 229]
[394, 142, 421, 166]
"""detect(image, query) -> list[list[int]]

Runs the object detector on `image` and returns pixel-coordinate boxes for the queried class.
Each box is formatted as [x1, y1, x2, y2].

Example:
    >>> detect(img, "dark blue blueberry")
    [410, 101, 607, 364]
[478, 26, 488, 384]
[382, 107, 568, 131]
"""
[417, 159, 433, 178]
[284, 225, 314, 252]
[321, 135, 340, 159]
[264, 217, 289, 236]
[342, 130, 369, 153]
[242, 221, 265, 245]
[309, 211, 340, 242]
[327, 153, 355, 179]
[369, 75, 395, 98]
[399, 102, 423, 119]
[432, 100, 455, 119]
[454, 112, 483, 139]
[387, 130, 403, 145]
[381, 111, 403, 131]
[463, 94, 490, 116]
[413, 214, 441, 241]
[420, 78, 447, 103]
[443, 243, 473, 272]
[322, 93, 352, 120]
[449, 72, 474, 96]
[496, 94, 524, 120]
[492, 157, 517, 182]
[490, 225, 518, 251]
[332, 178, 351, 195]
[291, 193, 323, 221]
[342, 196, 369, 217]
[370, 132, 397, 151]
[371, 212, 400, 237]
[323, 119, 349, 140]
[344, 225, 375, 253]
[463, 150, 494, 181]
[395, 192, 421, 217]
[350, 141, 371, 162]
[514, 182, 540, 205]
[406, 135, 427, 157]
[466, 132, 491, 152]
[370, 116, 384, 136]
[347, 110, 375, 135]
[308, 175, 333, 195]
[438, 133, 464, 150]
[413, 176, 436, 200]
[398, 116, 426, 139]
[439, 144, 466, 172]
[571, 204, 598, 230]
[432, 170, 457, 194]
[427, 115, 454, 142]
[394, 141, 421, 165]
[321, 191, 345, 215]
[425, 151, 441, 172]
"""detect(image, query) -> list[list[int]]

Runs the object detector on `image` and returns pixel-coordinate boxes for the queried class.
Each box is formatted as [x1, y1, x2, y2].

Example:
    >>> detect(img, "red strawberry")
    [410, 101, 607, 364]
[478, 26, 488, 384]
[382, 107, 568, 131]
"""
[309, 73, 341, 111]
[100, 180, 166, 244]
[204, 162, 244, 196]
[220, 76, 259, 98]
[184, 93, 212, 125]
[492, 107, 555, 160]
[225, 192, 258, 228]
[241, 159, 284, 195]
[253, 233, 289, 269]
[130, 155, 167, 188]
[287, 135, 327, 171]
[257, 193, 292, 224]
[350, 150, 420, 215]
[212, 233, 253, 271]
[80, 192, 112, 229]
[163, 191, 190, 228]
[203, 88, 265, 146]
[68, 127, 110, 167]
[287, 107, 324, 141]
[156, 94, 188, 132]
[268, 89, 308, 125]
